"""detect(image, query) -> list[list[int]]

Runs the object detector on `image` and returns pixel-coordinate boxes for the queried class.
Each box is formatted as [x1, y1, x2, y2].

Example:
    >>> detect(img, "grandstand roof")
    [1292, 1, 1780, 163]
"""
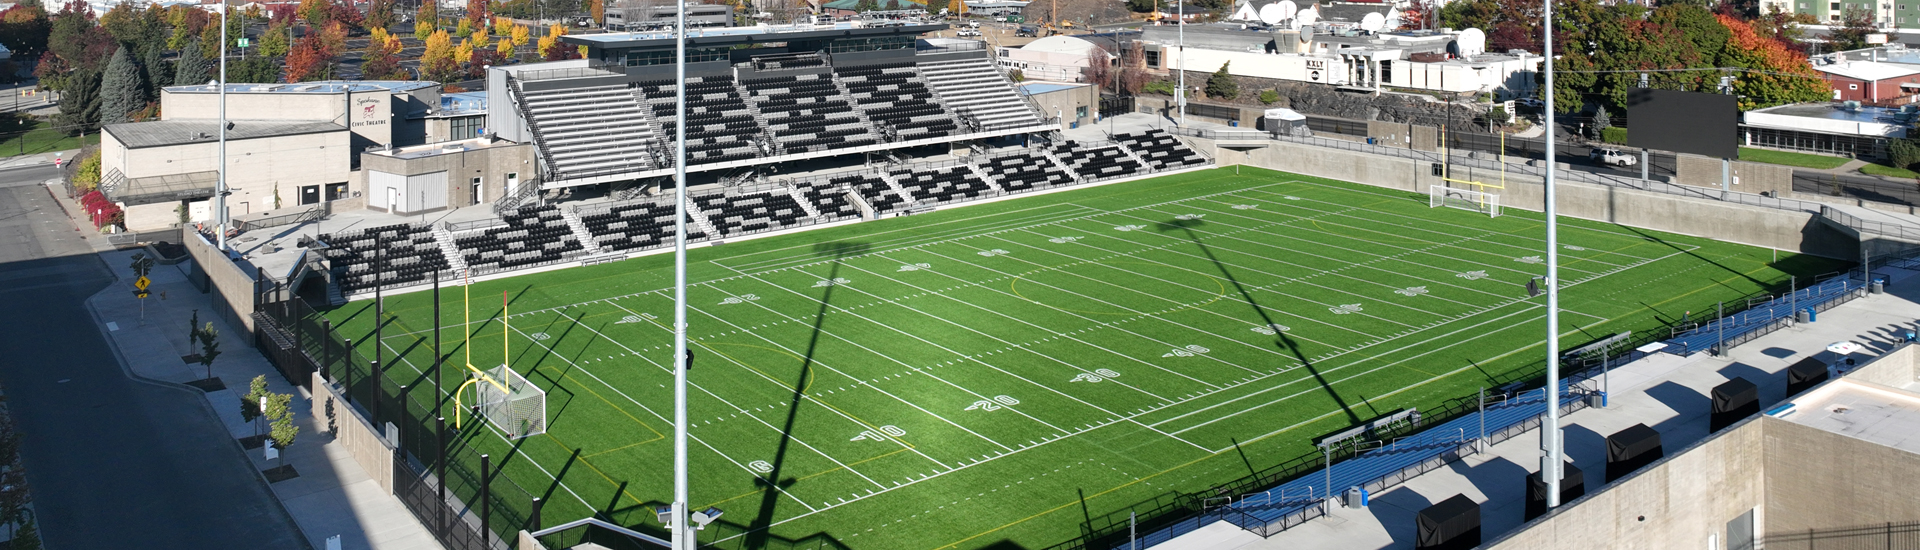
[105, 120, 347, 149]
[562, 21, 944, 48]
[163, 81, 438, 95]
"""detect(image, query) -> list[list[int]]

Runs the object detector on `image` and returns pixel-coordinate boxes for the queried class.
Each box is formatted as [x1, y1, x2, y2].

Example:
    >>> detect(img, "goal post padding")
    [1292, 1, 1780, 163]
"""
[1428, 186, 1500, 218]
[477, 365, 547, 439]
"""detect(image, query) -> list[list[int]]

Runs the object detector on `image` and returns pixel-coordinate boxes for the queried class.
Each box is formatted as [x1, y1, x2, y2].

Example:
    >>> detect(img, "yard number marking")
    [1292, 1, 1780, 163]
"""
[1163, 345, 1210, 358]
[615, 312, 658, 324]
[977, 249, 1012, 257]
[1251, 324, 1289, 335]
[1456, 270, 1489, 281]
[1070, 368, 1122, 383]
[1231, 204, 1258, 210]
[964, 395, 1021, 411]
[1329, 303, 1364, 315]
[1175, 214, 1205, 221]
[812, 278, 851, 288]
[850, 425, 907, 442]
[1515, 256, 1543, 264]
[530, 332, 552, 341]
[720, 294, 762, 305]
[1395, 286, 1429, 297]
[1047, 236, 1084, 244]
[749, 460, 774, 474]
[898, 263, 933, 272]
[1114, 224, 1147, 232]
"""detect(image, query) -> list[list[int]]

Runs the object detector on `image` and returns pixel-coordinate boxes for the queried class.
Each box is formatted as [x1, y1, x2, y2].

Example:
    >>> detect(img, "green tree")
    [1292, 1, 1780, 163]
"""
[228, 56, 280, 84]
[365, 0, 394, 30]
[139, 44, 171, 102]
[10, 518, 40, 550]
[1590, 104, 1610, 138]
[186, 309, 199, 349]
[1891, 138, 1920, 170]
[195, 322, 221, 380]
[1831, 5, 1879, 52]
[1205, 61, 1237, 100]
[241, 374, 269, 424]
[53, 67, 100, 135]
[1258, 89, 1279, 105]
[99, 47, 144, 125]
[258, 22, 291, 58]
[175, 37, 211, 85]
[855, 0, 878, 11]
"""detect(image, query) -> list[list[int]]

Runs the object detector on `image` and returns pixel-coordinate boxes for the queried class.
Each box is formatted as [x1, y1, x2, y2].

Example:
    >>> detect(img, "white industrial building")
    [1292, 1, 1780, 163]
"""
[1135, 22, 1540, 100]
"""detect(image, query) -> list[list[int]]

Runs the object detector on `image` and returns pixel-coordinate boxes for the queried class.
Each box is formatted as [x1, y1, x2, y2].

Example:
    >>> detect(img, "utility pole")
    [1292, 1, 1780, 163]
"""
[1176, 0, 1185, 127]
[216, 0, 230, 251]
[670, 0, 693, 546]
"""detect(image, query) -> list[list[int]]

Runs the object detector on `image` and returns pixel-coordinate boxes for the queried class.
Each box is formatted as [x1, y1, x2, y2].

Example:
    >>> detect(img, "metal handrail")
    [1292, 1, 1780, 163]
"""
[529, 517, 669, 547]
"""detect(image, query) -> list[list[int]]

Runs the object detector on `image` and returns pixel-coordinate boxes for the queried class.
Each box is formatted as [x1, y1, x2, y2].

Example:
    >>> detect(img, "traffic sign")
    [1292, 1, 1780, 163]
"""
[237, 38, 250, 48]
[134, 290, 149, 299]
[134, 276, 150, 291]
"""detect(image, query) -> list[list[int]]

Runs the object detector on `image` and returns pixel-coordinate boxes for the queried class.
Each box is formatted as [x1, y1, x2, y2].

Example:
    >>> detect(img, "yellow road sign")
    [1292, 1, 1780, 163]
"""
[135, 290, 149, 299]
[133, 276, 150, 291]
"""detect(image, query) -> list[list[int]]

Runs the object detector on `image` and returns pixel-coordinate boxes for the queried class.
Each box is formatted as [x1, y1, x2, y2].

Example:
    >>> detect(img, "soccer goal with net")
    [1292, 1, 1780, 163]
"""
[1429, 185, 1501, 217]
[475, 365, 547, 439]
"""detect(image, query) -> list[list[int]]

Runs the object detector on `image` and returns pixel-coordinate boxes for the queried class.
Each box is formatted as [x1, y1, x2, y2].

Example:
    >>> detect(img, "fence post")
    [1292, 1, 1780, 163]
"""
[342, 338, 353, 402]
[481, 453, 492, 547]
[436, 415, 446, 536]
[371, 359, 382, 425]
[1716, 301, 1725, 357]
[531, 496, 543, 532]
[1478, 387, 1486, 452]
[322, 320, 333, 381]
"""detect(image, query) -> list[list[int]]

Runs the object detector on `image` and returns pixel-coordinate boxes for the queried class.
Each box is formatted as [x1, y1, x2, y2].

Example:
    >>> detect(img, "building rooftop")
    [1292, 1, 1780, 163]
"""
[105, 120, 346, 149]
[820, 0, 927, 9]
[1750, 102, 1919, 124]
[367, 137, 519, 160]
[1779, 379, 1920, 454]
[1812, 60, 1920, 81]
[564, 21, 934, 45]
[163, 80, 437, 94]
[1018, 82, 1085, 95]
[437, 91, 487, 117]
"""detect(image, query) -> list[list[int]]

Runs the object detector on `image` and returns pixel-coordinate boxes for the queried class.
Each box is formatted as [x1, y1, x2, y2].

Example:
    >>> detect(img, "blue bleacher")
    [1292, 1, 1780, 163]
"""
[1130, 383, 1588, 548]
[1660, 275, 1862, 356]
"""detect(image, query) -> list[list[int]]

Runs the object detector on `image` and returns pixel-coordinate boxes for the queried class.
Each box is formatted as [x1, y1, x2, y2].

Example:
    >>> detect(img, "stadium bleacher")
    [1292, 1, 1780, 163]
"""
[979, 150, 1076, 193]
[1052, 141, 1145, 180]
[834, 62, 959, 142]
[514, 83, 660, 179]
[1115, 129, 1210, 171]
[636, 76, 768, 165]
[578, 200, 707, 253]
[696, 188, 813, 238]
[453, 204, 588, 272]
[918, 57, 1043, 131]
[319, 223, 449, 294]
[741, 72, 877, 155]
[891, 165, 995, 206]
[796, 179, 864, 221]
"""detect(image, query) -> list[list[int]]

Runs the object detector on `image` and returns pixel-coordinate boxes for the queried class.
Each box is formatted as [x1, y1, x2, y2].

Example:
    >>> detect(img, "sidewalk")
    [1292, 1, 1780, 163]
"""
[85, 247, 443, 550]
[1165, 268, 1920, 549]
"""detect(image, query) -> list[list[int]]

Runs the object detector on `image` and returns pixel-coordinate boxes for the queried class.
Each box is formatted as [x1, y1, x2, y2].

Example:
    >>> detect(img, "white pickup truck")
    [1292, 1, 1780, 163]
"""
[1589, 148, 1638, 168]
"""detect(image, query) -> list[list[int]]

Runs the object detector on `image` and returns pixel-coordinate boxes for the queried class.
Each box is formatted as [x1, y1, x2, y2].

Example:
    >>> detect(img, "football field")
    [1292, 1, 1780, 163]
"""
[328, 166, 1844, 549]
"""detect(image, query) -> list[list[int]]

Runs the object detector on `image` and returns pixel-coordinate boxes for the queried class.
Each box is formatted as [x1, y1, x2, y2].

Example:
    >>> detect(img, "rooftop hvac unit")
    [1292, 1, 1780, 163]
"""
[1845, 100, 1863, 111]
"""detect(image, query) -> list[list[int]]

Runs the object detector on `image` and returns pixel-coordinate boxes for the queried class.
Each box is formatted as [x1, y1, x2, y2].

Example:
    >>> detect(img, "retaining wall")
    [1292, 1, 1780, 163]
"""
[309, 370, 395, 494]
[1191, 137, 1858, 258]
[184, 231, 260, 340]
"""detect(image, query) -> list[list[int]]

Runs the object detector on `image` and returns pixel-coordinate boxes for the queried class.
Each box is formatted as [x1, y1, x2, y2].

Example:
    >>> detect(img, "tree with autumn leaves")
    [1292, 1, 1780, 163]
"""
[361, 28, 406, 80]
[1547, 2, 1827, 115]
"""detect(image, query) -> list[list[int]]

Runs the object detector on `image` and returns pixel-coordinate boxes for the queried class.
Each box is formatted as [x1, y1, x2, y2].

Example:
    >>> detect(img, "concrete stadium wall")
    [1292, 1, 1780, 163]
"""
[1484, 419, 1768, 550]
[1841, 343, 1920, 389]
[1190, 137, 1858, 258]
[1673, 154, 1793, 198]
[309, 370, 395, 494]
[184, 231, 259, 340]
[1763, 415, 1920, 535]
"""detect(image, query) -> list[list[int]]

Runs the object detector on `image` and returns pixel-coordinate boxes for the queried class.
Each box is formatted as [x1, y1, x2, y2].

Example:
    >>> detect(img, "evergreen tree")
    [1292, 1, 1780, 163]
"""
[229, 56, 281, 83]
[139, 44, 171, 102]
[54, 67, 101, 135]
[175, 37, 211, 85]
[1205, 61, 1237, 100]
[99, 47, 143, 125]
[1591, 105, 1611, 138]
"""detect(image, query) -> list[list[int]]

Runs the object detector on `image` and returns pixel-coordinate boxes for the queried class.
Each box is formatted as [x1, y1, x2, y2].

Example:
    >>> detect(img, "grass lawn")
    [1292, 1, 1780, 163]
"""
[319, 167, 1845, 550]
[1737, 147, 1851, 170]
[1860, 163, 1920, 179]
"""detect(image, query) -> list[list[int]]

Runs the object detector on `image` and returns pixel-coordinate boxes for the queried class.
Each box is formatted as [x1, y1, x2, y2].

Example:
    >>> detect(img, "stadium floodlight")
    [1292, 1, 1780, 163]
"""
[656, 506, 674, 527]
[1541, 0, 1567, 510]
[691, 507, 725, 530]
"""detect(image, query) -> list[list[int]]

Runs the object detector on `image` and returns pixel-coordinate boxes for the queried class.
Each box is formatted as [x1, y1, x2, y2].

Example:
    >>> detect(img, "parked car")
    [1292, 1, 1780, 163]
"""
[1589, 148, 1638, 167]
[956, 28, 981, 36]
[1015, 25, 1037, 36]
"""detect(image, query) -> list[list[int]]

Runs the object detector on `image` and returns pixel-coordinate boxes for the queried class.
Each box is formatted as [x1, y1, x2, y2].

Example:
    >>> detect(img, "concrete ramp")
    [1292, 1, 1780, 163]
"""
[1819, 204, 1920, 246]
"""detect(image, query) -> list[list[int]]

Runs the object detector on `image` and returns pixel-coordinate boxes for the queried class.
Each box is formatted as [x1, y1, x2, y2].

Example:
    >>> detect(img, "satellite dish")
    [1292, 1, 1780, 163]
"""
[1258, 3, 1286, 26]
[1296, 8, 1318, 27]
[1456, 28, 1487, 56]
[1276, 1, 1297, 21]
[1359, 12, 1385, 33]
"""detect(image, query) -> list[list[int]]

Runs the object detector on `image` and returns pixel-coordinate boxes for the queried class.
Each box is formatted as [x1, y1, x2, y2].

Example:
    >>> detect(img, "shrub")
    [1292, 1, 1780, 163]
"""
[1141, 79, 1176, 96]
[1258, 89, 1279, 105]
[1205, 61, 1238, 100]
[1889, 138, 1920, 170]
[1600, 127, 1629, 145]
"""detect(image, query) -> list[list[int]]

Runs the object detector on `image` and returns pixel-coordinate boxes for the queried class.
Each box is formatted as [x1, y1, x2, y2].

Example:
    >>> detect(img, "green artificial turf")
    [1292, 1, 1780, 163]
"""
[321, 167, 1847, 550]
[1736, 147, 1851, 170]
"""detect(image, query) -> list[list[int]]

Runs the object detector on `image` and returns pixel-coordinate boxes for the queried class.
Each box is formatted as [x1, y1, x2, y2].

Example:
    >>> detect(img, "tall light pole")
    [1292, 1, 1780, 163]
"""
[670, 0, 693, 546]
[1540, 0, 1564, 509]
[1175, 0, 1185, 127]
[216, 0, 230, 251]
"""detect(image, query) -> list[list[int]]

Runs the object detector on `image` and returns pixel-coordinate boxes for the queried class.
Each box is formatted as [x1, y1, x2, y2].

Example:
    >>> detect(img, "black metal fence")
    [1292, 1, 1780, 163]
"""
[1099, 95, 1134, 119]
[255, 296, 535, 550]
[1767, 521, 1920, 550]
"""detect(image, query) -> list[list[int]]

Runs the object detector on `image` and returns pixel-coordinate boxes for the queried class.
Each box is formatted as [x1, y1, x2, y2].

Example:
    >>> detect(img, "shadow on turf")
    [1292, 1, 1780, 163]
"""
[1153, 217, 1363, 426]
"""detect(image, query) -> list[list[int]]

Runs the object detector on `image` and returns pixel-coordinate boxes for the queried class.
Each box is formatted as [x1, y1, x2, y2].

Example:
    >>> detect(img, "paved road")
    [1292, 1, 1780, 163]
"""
[0, 176, 309, 548]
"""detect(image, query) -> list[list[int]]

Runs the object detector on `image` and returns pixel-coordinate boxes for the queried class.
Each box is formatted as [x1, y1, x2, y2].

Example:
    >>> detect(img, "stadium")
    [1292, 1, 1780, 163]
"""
[197, 17, 1920, 550]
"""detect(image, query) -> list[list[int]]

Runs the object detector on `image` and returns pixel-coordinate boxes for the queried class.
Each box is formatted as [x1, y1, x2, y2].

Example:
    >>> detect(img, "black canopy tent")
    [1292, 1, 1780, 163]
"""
[1710, 377, 1761, 431]
[1416, 494, 1482, 550]
[1787, 357, 1830, 397]
[1524, 462, 1586, 521]
[1606, 423, 1664, 481]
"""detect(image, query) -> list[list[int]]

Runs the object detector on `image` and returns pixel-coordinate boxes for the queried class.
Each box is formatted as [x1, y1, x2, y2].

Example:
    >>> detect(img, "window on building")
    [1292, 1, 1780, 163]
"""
[1851, 83, 1860, 89]
[449, 115, 484, 140]
[325, 183, 347, 201]
[300, 185, 320, 205]
[1145, 50, 1160, 68]
[1833, 13, 1842, 19]
[1076, 106, 1088, 119]
[1832, 2, 1841, 8]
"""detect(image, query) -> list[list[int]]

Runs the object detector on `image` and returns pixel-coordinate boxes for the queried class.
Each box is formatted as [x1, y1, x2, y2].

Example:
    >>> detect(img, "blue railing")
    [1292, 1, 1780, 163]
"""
[1660, 274, 1864, 356]
[1129, 382, 1589, 547]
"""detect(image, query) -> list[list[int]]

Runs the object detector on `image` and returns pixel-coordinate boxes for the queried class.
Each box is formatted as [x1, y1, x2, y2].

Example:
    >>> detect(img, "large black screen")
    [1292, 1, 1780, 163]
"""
[1626, 89, 1738, 159]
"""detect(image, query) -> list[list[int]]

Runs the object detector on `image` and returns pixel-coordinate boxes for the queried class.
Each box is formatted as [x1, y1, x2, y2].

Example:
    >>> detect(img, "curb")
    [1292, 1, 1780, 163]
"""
[81, 271, 318, 550]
